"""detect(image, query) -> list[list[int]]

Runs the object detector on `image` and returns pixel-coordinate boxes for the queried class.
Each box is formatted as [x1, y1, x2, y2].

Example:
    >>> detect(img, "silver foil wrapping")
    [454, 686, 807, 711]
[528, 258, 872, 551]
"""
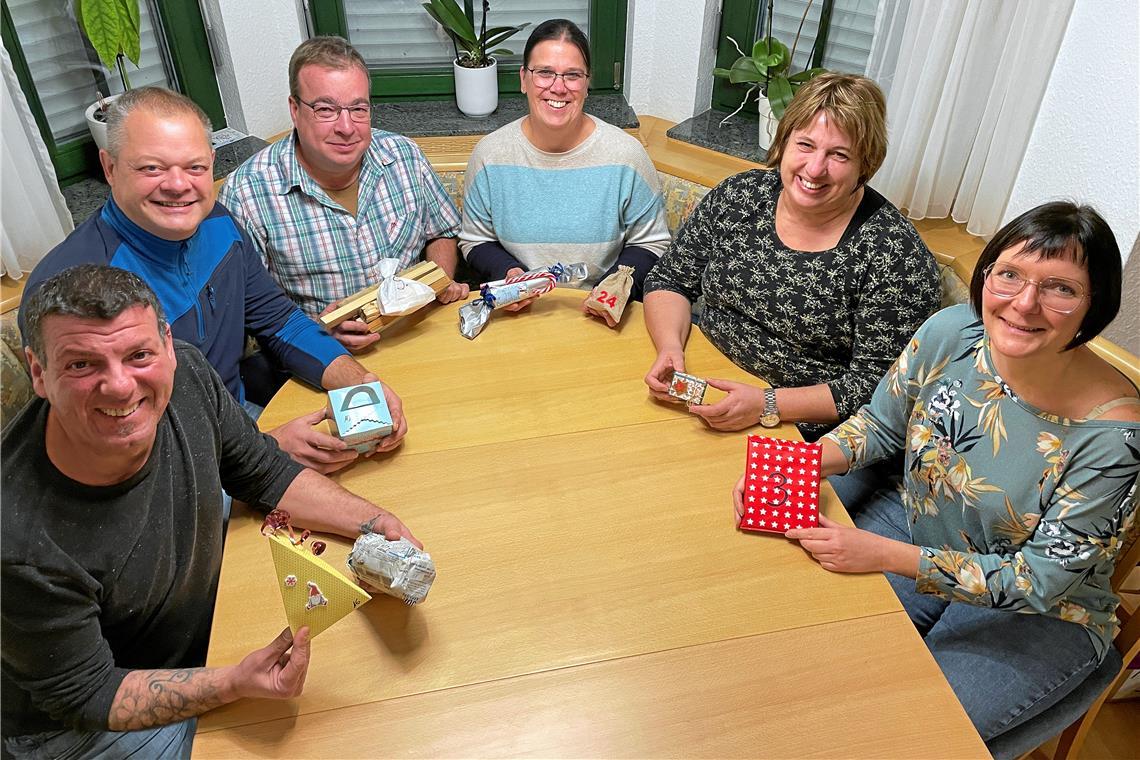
[457, 262, 589, 339]
[346, 534, 436, 605]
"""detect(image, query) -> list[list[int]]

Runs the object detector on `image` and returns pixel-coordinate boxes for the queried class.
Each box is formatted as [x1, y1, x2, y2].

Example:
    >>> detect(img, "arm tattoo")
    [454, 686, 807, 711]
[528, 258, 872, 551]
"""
[108, 668, 228, 731]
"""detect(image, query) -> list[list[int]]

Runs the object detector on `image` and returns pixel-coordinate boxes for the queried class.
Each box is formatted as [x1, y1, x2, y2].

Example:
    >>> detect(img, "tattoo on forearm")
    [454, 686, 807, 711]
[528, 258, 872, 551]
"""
[109, 668, 227, 731]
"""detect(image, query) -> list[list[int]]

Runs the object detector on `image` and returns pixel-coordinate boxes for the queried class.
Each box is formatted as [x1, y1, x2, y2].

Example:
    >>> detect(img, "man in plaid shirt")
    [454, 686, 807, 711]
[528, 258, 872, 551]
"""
[219, 36, 468, 353]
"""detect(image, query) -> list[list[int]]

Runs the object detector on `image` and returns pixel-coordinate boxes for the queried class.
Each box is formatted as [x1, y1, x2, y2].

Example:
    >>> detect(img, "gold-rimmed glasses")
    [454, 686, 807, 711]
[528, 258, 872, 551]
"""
[982, 263, 1087, 314]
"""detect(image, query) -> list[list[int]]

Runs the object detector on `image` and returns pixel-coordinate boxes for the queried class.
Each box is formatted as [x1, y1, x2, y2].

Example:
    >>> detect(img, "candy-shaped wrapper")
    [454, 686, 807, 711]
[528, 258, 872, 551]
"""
[458, 272, 556, 339]
[739, 435, 822, 534]
[376, 258, 435, 316]
[667, 371, 708, 404]
[327, 381, 393, 453]
[584, 265, 634, 323]
[347, 534, 436, 605]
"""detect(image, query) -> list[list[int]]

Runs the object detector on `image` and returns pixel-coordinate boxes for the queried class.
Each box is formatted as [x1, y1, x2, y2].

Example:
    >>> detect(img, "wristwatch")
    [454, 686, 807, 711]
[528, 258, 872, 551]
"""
[759, 387, 781, 428]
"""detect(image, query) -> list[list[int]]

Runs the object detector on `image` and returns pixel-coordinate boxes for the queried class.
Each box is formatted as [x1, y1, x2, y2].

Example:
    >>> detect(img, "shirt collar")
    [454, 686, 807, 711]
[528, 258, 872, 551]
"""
[101, 196, 195, 263]
[275, 129, 396, 196]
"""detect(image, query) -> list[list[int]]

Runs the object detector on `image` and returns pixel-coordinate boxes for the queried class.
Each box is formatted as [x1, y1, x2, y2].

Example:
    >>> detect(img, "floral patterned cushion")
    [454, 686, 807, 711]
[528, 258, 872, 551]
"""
[1, 310, 33, 428]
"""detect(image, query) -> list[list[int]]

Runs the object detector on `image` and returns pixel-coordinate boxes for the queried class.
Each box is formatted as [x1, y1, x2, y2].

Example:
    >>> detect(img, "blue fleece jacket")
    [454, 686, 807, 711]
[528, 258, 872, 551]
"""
[20, 199, 347, 402]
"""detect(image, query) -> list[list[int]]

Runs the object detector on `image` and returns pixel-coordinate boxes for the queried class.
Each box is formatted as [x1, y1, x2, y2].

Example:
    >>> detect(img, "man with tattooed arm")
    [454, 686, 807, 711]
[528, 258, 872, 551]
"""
[1, 266, 420, 758]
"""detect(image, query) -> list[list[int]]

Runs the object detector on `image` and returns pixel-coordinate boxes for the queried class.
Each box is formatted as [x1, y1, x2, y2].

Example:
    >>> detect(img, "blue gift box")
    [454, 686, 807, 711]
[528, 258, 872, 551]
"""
[326, 382, 394, 453]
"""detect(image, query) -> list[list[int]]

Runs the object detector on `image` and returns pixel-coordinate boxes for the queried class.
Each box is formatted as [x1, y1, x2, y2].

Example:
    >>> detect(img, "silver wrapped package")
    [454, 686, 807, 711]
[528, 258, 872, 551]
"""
[346, 534, 436, 605]
[457, 262, 590, 339]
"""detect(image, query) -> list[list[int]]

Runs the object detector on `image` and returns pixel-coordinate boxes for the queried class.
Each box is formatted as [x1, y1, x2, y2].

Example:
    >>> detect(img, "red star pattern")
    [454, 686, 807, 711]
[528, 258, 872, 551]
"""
[739, 435, 822, 535]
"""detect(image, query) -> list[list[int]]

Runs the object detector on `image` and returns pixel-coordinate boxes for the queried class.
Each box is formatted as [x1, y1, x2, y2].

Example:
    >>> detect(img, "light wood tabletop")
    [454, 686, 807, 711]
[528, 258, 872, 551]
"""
[197, 289, 987, 758]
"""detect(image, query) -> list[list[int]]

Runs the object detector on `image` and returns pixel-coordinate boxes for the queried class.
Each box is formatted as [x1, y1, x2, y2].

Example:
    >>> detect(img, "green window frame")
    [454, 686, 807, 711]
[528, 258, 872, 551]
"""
[2, 0, 226, 186]
[711, 0, 833, 115]
[309, 0, 628, 101]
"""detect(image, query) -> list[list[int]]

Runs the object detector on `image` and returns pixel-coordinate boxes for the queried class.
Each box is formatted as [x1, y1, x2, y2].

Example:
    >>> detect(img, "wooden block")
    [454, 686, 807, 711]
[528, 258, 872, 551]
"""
[319, 261, 452, 333]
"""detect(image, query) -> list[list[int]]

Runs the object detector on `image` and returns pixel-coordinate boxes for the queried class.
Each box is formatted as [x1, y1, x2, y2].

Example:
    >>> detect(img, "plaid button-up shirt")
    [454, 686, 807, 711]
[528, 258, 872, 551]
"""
[219, 129, 460, 316]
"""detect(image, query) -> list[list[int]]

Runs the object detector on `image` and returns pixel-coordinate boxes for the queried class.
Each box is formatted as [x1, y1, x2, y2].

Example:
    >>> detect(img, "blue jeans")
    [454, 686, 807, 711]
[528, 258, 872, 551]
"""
[832, 466, 1101, 748]
[4, 718, 195, 760]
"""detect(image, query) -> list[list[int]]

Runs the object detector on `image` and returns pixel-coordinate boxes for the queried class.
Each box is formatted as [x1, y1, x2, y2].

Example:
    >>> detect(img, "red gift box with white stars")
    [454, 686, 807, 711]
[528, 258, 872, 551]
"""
[739, 435, 822, 534]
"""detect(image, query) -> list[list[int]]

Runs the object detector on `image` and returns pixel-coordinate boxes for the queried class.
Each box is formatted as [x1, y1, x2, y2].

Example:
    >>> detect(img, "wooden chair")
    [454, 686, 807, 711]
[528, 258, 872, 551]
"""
[995, 525, 1140, 759]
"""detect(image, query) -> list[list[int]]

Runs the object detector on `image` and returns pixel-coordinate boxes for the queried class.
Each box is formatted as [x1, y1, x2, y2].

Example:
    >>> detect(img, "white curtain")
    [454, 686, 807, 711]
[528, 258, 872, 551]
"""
[868, 0, 1075, 237]
[1, 45, 74, 280]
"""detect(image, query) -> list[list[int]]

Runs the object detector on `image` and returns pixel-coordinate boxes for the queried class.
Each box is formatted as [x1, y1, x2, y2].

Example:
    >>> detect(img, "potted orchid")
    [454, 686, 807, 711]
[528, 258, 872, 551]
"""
[423, 0, 529, 118]
[75, 0, 142, 150]
[712, 0, 826, 149]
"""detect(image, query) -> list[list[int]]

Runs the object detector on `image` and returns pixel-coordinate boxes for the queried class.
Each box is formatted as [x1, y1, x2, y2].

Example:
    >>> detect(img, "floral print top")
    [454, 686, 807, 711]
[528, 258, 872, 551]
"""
[644, 169, 940, 439]
[825, 305, 1140, 659]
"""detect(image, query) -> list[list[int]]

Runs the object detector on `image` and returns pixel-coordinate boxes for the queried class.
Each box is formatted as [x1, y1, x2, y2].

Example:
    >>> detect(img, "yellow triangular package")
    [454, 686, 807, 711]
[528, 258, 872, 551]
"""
[268, 534, 371, 638]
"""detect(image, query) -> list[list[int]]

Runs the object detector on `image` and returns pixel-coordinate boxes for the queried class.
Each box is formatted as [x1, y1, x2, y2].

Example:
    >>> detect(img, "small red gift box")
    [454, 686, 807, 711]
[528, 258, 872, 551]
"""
[739, 435, 822, 534]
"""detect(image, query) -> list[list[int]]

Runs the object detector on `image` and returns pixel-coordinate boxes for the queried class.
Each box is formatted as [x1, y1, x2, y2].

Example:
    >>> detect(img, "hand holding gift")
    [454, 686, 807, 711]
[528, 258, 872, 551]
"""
[735, 436, 822, 534]
[582, 265, 635, 328]
[458, 262, 588, 339]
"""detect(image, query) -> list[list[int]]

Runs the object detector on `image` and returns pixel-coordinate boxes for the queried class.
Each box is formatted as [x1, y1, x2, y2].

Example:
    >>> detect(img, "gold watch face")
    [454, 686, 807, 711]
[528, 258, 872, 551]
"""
[759, 412, 780, 428]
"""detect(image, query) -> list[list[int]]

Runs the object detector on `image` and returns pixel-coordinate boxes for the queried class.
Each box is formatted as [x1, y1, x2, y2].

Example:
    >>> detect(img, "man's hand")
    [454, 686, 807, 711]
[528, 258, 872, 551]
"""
[228, 627, 311, 701]
[785, 514, 913, 574]
[362, 509, 423, 549]
[319, 302, 380, 353]
[644, 347, 686, 402]
[370, 375, 408, 453]
[501, 267, 539, 313]
[269, 409, 358, 474]
[688, 379, 764, 430]
[581, 297, 618, 328]
[436, 281, 470, 304]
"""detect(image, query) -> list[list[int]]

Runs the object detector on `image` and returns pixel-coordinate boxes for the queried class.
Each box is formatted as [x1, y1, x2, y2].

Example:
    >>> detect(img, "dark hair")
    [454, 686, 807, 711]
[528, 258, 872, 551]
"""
[523, 19, 591, 73]
[969, 202, 1121, 350]
[23, 265, 168, 364]
[289, 36, 369, 100]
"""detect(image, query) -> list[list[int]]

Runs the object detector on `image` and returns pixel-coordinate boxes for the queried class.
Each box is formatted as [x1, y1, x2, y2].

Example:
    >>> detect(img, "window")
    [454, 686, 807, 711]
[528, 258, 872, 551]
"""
[2, 0, 226, 184]
[711, 0, 879, 114]
[310, 0, 627, 98]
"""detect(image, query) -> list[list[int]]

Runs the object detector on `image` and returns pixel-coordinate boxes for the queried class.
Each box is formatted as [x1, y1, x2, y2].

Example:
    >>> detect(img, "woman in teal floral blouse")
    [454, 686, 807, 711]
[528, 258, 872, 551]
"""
[734, 203, 1140, 753]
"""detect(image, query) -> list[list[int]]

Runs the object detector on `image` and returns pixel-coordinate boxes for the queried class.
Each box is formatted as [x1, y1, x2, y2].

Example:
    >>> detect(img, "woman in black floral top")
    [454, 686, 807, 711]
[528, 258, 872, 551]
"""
[644, 73, 940, 440]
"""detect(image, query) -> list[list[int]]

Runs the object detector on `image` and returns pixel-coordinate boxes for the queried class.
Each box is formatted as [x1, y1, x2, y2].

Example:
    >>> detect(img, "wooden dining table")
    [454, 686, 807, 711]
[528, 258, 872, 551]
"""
[195, 289, 988, 758]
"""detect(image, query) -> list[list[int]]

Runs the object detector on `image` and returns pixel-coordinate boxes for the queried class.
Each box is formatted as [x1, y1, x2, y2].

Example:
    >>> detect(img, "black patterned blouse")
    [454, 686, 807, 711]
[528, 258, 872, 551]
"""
[645, 169, 941, 439]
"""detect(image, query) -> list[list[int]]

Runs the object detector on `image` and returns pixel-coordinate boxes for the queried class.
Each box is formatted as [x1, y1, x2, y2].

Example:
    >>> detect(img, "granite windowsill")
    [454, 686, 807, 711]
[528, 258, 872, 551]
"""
[666, 109, 767, 164]
[61, 94, 638, 225]
[373, 92, 638, 136]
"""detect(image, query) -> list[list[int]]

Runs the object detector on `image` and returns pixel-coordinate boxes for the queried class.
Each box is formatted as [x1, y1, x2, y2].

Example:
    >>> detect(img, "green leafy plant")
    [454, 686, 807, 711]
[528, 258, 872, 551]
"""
[422, 0, 530, 69]
[75, 0, 141, 92]
[712, 0, 825, 122]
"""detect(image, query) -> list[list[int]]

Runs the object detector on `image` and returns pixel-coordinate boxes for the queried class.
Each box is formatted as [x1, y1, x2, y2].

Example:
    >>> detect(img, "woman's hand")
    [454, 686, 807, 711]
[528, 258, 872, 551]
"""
[501, 267, 539, 313]
[688, 379, 764, 430]
[644, 347, 686, 402]
[581, 297, 618, 328]
[785, 514, 915, 574]
[732, 473, 747, 524]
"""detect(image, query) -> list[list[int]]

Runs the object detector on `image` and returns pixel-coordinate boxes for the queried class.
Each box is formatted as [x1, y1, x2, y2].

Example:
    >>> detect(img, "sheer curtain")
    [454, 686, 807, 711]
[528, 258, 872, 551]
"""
[868, 0, 1075, 237]
[1, 46, 73, 279]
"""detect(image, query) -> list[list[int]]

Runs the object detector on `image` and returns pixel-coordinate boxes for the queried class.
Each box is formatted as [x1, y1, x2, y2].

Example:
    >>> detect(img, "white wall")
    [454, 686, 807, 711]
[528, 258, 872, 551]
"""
[624, 0, 718, 123]
[1003, 0, 1139, 264]
[205, 0, 305, 138]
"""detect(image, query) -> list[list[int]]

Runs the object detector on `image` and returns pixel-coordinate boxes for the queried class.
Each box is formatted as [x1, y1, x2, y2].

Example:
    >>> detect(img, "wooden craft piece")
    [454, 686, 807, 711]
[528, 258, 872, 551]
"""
[268, 533, 371, 638]
[319, 261, 452, 334]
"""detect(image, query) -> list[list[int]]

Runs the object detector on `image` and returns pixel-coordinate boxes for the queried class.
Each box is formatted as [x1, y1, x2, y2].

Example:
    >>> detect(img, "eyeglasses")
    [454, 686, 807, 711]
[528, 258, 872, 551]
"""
[525, 67, 589, 91]
[296, 97, 372, 123]
[983, 263, 1087, 314]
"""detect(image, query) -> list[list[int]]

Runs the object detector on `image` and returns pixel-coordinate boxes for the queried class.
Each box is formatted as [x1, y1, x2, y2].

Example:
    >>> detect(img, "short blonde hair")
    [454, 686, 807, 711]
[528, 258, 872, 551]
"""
[764, 72, 887, 186]
[106, 87, 212, 157]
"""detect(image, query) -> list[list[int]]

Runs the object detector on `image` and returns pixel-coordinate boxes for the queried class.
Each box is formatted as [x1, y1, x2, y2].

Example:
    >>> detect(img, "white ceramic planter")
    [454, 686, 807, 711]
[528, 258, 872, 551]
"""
[453, 57, 498, 118]
[758, 97, 779, 152]
[85, 93, 122, 151]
